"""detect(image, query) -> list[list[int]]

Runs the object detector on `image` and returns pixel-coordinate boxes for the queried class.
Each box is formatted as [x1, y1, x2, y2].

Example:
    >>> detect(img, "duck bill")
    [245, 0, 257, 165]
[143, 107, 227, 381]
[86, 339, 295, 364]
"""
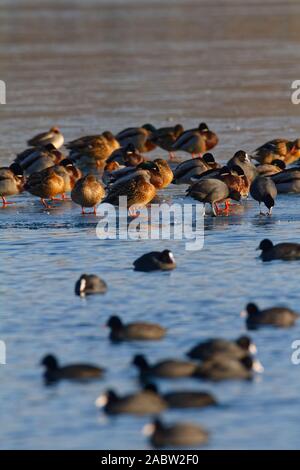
[249, 343, 257, 355]
[240, 310, 247, 318]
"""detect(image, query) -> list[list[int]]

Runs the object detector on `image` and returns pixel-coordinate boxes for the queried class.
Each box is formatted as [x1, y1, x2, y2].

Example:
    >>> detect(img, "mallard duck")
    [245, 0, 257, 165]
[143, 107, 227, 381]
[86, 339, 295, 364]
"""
[172, 122, 218, 157]
[187, 178, 241, 216]
[47, 159, 82, 200]
[24, 167, 66, 208]
[106, 144, 146, 167]
[253, 138, 300, 165]
[227, 150, 257, 183]
[241, 303, 300, 328]
[106, 315, 166, 341]
[102, 161, 124, 186]
[71, 175, 105, 214]
[153, 158, 173, 188]
[190, 164, 249, 200]
[173, 153, 220, 185]
[257, 239, 300, 262]
[107, 161, 163, 191]
[116, 124, 156, 153]
[270, 167, 300, 193]
[143, 419, 209, 448]
[250, 176, 277, 215]
[95, 389, 167, 415]
[103, 172, 157, 214]
[27, 127, 64, 149]
[40, 354, 104, 383]
[256, 159, 285, 176]
[150, 124, 184, 159]
[133, 250, 176, 272]
[67, 131, 120, 167]
[15, 144, 64, 175]
[219, 165, 250, 198]
[0, 163, 24, 206]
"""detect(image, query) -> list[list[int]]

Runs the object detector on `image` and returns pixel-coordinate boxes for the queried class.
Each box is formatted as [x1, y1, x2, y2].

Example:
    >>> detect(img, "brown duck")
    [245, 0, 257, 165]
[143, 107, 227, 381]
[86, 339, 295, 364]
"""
[71, 175, 105, 214]
[150, 124, 184, 159]
[116, 124, 156, 153]
[0, 163, 24, 207]
[253, 138, 300, 165]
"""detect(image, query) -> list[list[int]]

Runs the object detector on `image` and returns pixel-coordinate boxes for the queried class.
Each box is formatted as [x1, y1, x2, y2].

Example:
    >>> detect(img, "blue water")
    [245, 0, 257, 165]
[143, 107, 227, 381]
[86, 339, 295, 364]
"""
[1, 0, 300, 450]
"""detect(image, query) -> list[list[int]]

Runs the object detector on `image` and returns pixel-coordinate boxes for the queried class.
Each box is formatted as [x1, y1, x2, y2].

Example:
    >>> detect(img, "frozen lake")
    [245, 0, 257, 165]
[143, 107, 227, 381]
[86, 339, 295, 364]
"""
[1, 0, 300, 449]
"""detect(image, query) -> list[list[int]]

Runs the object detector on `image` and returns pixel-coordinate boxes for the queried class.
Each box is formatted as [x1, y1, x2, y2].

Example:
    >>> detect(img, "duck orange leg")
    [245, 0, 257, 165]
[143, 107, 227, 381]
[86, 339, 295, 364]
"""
[1, 196, 15, 207]
[41, 198, 51, 209]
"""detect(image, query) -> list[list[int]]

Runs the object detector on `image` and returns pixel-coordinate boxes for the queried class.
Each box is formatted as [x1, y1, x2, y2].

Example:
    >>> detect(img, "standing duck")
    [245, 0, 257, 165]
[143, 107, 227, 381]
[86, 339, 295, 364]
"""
[253, 138, 300, 165]
[172, 122, 218, 158]
[256, 159, 286, 176]
[153, 158, 173, 188]
[102, 172, 157, 215]
[71, 175, 105, 214]
[54, 159, 82, 198]
[23, 159, 78, 207]
[116, 124, 157, 153]
[150, 124, 184, 159]
[27, 127, 64, 149]
[250, 175, 277, 215]
[270, 167, 300, 193]
[187, 178, 241, 216]
[257, 239, 300, 261]
[24, 167, 66, 208]
[191, 165, 249, 199]
[107, 161, 164, 191]
[173, 153, 220, 185]
[15, 144, 64, 175]
[0, 163, 24, 207]
[106, 144, 145, 166]
[67, 131, 120, 167]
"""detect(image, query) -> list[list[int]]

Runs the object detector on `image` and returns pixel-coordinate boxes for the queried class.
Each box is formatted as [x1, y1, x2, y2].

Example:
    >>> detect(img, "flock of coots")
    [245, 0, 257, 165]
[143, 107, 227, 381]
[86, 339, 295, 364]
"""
[2, 123, 300, 448]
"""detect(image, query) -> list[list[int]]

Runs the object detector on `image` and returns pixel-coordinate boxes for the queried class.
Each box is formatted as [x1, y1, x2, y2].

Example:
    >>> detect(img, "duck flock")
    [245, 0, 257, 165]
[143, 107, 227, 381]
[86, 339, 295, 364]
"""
[2, 122, 300, 448]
